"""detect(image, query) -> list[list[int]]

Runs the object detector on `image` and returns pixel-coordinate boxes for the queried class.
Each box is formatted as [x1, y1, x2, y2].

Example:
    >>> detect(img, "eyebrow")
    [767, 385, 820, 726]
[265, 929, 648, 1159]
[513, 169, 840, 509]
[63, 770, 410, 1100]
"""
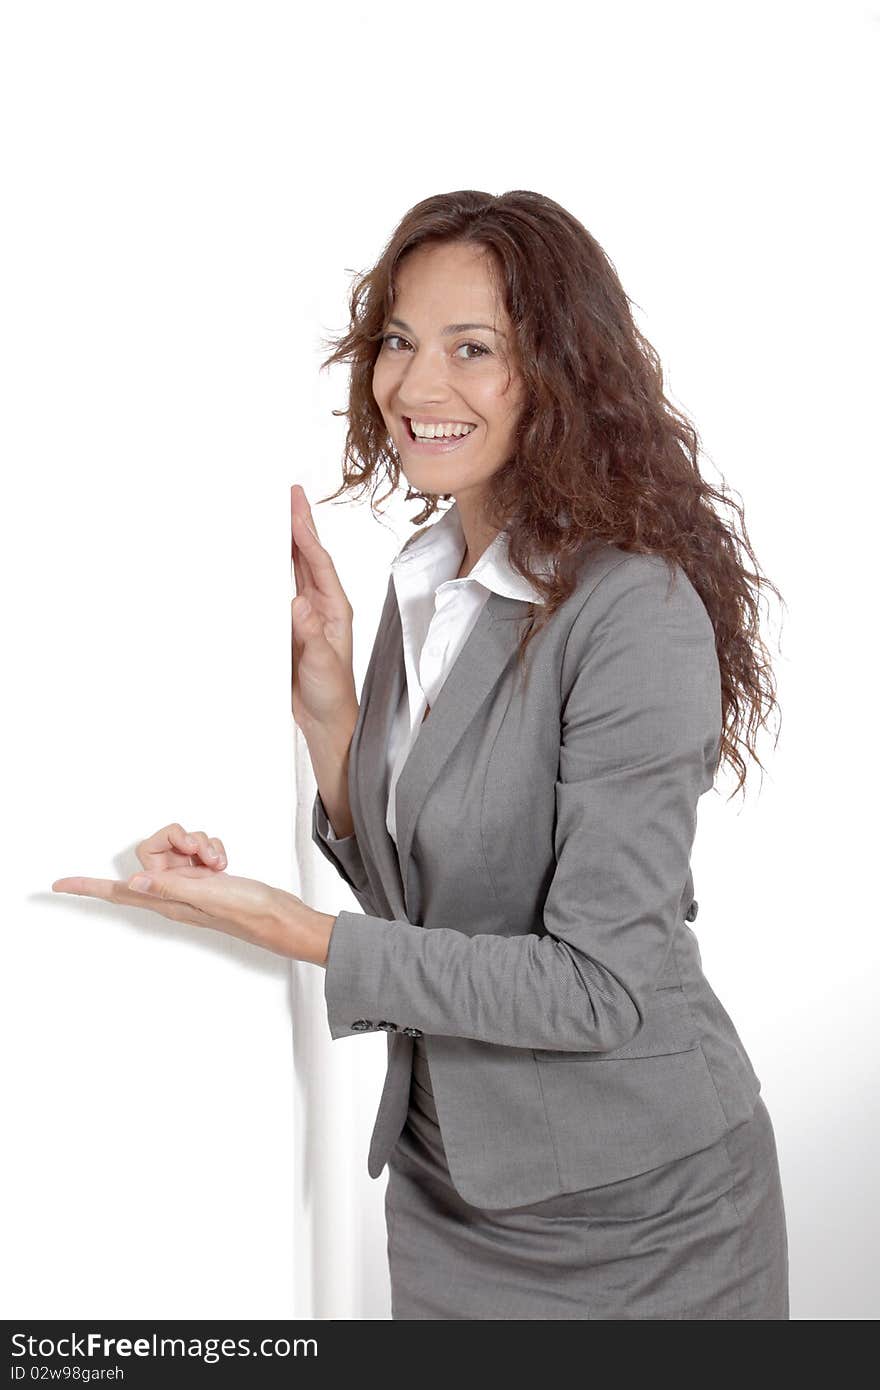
[387, 317, 506, 338]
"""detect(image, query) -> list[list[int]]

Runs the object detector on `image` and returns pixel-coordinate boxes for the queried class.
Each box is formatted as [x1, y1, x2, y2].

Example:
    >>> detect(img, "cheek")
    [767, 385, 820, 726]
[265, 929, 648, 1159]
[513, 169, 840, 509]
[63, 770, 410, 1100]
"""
[483, 396, 523, 441]
[484, 373, 525, 427]
[371, 357, 396, 403]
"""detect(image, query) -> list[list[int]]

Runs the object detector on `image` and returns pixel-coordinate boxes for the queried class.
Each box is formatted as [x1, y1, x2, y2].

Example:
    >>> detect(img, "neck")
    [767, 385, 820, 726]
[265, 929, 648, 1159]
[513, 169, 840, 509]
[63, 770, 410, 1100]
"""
[453, 494, 499, 580]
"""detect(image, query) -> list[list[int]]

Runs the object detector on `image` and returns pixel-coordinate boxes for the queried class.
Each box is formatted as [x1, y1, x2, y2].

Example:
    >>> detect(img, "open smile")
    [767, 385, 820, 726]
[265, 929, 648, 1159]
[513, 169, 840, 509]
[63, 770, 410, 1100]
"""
[400, 416, 479, 453]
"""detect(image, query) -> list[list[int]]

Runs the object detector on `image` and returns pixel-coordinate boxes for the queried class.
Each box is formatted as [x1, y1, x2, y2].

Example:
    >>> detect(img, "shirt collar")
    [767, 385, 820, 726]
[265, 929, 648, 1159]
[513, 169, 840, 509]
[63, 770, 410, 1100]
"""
[391, 500, 550, 605]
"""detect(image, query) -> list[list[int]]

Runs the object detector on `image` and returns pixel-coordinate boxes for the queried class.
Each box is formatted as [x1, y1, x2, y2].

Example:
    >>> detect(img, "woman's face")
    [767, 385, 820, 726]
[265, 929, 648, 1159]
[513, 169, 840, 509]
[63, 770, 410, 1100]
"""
[372, 241, 525, 508]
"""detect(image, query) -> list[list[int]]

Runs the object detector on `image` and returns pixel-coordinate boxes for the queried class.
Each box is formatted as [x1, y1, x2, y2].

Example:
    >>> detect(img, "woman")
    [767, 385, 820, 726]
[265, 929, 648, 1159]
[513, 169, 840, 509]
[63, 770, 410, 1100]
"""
[54, 190, 789, 1319]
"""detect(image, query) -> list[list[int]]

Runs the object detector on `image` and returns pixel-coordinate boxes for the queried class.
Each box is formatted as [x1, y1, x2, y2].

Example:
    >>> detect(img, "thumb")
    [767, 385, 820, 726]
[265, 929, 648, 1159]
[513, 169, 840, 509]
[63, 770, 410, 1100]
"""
[292, 594, 337, 650]
[127, 871, 214, 904]
[127, 869, 251, 914]
[129, 872, 179, 899]
[292, 594, 320, 634]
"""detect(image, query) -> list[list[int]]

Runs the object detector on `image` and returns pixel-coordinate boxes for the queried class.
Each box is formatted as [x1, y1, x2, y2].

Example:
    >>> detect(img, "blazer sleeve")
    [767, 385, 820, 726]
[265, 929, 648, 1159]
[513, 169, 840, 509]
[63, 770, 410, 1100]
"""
[321, 554, 722, 1052]
[311, 787, 381, 919]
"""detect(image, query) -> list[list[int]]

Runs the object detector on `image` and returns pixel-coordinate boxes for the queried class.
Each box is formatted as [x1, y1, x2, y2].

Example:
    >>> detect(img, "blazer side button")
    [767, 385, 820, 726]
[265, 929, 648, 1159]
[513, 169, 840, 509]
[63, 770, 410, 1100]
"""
[401, 1026, 423, 1038]
[685, 899, 699, 922]
[377, 1020, 398, 1032]
[351, 1019, 374, 1031]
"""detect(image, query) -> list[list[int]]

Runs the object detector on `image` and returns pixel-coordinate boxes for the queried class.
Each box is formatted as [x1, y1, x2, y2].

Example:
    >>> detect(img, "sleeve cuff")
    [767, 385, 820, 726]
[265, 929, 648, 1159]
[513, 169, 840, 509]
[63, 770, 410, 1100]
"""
[323, 909, 417, 1042]
[310, 789, 380, 917]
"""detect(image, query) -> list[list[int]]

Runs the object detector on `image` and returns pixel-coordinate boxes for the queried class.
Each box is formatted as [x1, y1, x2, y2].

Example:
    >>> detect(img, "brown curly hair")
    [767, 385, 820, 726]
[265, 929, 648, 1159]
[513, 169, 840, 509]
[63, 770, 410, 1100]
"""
[314, 189, 785, 800]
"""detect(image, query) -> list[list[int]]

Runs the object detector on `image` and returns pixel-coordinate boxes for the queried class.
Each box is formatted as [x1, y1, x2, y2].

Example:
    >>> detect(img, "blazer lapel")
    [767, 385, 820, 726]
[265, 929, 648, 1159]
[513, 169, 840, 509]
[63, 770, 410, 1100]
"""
[355, 582, 534, 923]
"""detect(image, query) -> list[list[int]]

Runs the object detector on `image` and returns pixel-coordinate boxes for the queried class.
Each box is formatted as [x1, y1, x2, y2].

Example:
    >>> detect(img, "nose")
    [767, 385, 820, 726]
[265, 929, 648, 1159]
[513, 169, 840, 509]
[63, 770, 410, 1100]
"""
[396, 345, 453, 409]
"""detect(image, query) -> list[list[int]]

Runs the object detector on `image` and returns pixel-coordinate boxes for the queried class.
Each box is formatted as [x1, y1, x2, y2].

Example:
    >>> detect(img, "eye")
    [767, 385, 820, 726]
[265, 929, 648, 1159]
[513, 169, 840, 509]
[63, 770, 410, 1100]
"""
[456, 341, 491, 361]
[379, 334, 490, 361]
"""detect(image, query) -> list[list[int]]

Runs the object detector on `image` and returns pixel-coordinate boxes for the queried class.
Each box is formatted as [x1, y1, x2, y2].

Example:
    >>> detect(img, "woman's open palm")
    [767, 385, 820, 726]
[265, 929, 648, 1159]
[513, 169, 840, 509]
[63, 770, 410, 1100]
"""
[50, 820, 318, 959]
[51, 821, 237, 931]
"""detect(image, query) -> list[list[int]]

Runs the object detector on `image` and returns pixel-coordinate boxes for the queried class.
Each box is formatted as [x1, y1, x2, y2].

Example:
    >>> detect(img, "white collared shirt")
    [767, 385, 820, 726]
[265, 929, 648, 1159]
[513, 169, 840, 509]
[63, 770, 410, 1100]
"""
[325, 500, 547, 846]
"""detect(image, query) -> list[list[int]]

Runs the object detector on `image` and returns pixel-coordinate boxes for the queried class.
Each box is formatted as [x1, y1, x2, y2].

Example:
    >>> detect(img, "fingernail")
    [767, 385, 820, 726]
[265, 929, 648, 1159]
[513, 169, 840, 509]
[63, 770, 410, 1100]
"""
[129, 875, 152, 892]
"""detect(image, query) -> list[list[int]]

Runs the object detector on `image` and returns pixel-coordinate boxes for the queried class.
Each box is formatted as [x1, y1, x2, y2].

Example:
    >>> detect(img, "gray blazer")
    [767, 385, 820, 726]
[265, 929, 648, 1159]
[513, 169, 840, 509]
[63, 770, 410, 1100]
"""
[311, 539, 762, 1210]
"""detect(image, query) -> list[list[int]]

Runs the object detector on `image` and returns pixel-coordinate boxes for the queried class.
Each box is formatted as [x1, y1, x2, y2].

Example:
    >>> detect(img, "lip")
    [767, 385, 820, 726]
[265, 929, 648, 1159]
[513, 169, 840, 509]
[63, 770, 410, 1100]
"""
[399, 415, 479, 454]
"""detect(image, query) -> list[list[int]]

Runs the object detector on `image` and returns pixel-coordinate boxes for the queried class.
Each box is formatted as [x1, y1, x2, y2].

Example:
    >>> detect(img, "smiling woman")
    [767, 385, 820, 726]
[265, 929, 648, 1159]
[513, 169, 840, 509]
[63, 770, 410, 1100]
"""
[56, 185, 790, 1323]
[367, 238, 527, 562]
[300, 187, 789, 1320]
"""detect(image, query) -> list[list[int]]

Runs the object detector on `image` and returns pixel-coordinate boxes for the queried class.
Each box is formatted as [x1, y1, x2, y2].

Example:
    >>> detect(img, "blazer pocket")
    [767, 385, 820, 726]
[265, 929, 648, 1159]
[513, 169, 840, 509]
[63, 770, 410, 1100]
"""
[532, 989, 700, 1061]
[533, 996, 730, 1191]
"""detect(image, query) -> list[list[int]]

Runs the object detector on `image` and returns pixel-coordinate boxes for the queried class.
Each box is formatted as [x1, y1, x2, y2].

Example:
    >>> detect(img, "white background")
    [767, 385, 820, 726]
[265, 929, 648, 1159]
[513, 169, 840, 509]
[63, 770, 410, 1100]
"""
[1, 0, 877, 1320]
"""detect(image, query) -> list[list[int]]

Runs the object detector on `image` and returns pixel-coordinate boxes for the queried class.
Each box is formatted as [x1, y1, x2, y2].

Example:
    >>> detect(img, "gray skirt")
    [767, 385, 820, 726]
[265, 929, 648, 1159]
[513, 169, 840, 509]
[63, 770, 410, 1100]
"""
[385, 1035, 789, 1320]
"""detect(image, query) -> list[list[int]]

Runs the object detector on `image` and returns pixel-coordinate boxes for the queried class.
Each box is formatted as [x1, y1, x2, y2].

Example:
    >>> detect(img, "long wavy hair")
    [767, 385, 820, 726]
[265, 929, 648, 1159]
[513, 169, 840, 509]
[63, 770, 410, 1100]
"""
[315, 189, 784, 799]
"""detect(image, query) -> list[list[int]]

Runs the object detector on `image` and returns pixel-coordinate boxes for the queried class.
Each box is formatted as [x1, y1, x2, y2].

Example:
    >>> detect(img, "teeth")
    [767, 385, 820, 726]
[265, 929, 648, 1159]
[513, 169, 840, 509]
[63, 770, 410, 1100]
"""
[410, 419, 476, 439]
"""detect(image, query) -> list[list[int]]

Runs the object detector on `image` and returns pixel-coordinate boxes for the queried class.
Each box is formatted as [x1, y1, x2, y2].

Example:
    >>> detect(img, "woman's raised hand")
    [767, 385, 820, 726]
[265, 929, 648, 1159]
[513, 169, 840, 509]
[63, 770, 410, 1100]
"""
[290, 483, 359, 736]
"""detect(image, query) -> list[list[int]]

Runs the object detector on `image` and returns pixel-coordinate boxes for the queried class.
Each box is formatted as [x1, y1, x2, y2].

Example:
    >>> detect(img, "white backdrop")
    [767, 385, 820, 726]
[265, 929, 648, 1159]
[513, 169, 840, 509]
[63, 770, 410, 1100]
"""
[2, 0, 877, 1321]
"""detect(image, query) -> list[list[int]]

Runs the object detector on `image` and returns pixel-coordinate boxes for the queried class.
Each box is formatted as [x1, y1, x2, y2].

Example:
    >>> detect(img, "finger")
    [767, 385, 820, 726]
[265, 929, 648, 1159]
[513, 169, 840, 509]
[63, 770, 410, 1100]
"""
[51, 872, 218, 928]
[206, 837, 227, 868]
[136, 823, 201, 863]
[291, 485, 320, 599]
[134, 824, 226, 871]
[291, 544, 353, 654]
[291, 504, 334, 656]
[291, 485, 309, 596]
[291, 482, 320, 541]
[52, 874, 187, 906]
[52, 876, 120, 901]
[291, 536, 320, 657]
[290, 483, 300, 563]
[291, 510, 318, 596]
[185, 830, 226, 869]
[291, 501, 348, 605]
